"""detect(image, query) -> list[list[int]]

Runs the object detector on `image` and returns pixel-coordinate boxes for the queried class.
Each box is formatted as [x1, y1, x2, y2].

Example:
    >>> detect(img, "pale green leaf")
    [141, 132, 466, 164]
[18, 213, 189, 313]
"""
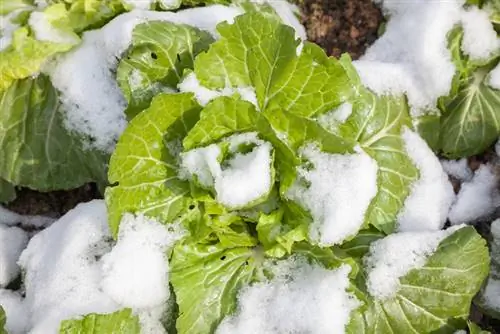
[59, 309, 140, 334]
[0, 0, 33, 15]
[0, 27, 75, 91]
[0, 75, 108, 191]
[439, 65, 500, 158]
[117, 21, 214, 118]
[348, 227, 489, 333]
[0, 305, 5, 334]
[468, 321, 490, 334]
[46, 0, 125, 33]
[169, 242, 258, 334]
[105, 92, 202, 236]
[194, 12, 351, 116]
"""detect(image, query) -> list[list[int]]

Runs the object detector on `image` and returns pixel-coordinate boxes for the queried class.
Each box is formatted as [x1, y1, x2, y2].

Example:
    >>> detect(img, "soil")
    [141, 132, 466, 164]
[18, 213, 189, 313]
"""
[6, 183, 101, 218]
[296, 0, 383, 59]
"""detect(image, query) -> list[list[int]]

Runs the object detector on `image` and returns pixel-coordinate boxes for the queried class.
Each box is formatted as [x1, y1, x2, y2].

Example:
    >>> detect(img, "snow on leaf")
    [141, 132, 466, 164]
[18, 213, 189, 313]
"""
[117, 21, 214, 118]
[0, 75, 108, 191]
[348, 227, 489, 333]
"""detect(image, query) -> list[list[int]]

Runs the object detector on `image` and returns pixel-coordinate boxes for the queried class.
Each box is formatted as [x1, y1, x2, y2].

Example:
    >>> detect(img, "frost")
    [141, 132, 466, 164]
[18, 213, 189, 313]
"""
[365, 225, 462, 299]
[288, 145, 378, 246]
[217, 258, 359, 334]
[397, 129, 455, 232]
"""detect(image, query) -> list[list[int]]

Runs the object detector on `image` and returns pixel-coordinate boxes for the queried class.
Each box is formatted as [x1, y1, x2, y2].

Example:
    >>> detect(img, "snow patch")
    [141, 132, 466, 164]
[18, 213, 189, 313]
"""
[47, 6, 243, 152]
[397, 129, 455, 232]
[0, 10, 24, 51]
[0, 206, 55, 229]
[0, 226, 28, 287]
[101, 214, 185, 309]
[460, 7, 499, 60]
[181, 133, 273, 209]
[19, 200, 119, 333]
[441, 158, 473, 182]
[356, 0, 463, 115]
[217, 258, 359, 334]
[178, 72, 258, 108]
[29, 11, 79, 44]
[448, 164, 500, 225]
[0, 290, 28, 334]
[365, 225, 463, 299]
[287, 145, 378, 246]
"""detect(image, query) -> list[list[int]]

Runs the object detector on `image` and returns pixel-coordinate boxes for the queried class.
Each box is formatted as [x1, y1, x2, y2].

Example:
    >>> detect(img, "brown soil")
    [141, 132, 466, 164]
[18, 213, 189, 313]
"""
[296, 0, 383, 59]
[5, 183, 101, 218]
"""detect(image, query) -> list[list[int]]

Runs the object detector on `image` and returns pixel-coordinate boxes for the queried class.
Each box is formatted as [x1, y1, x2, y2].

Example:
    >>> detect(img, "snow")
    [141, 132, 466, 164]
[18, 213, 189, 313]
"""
[260, 0, 306, 40]
[287, 145, 378, 246]
[448, 164, 500, 225]
[19, 200, 119, 333]
[46, 6, 244, 152]
[0, 200, 185, 333]
[460, 7, 499, 60]
[482, 219, 500, 312]
[397, 129, 455, 232]
[0, 206, 55, 229]
[317, 102, 353, 130]
[216, 142, 273, 208]
[0, 226, 28, 287]
[178, 72, 258, 108]
[217, 258, 359, 334]
[356, 0, 463, 115]
[483, 278, 500, 312]
[365, 225, 462, 300]
[101, 214, 184, 309]
[441, 158, 473, 182]
[181, 133, 274, 209]
[29, 11, 79, 44]
[489, 63, 500, 90]
[0, 10, 23, 51]
[123, 0, 154, 10]
[0, 290, 28, 334]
